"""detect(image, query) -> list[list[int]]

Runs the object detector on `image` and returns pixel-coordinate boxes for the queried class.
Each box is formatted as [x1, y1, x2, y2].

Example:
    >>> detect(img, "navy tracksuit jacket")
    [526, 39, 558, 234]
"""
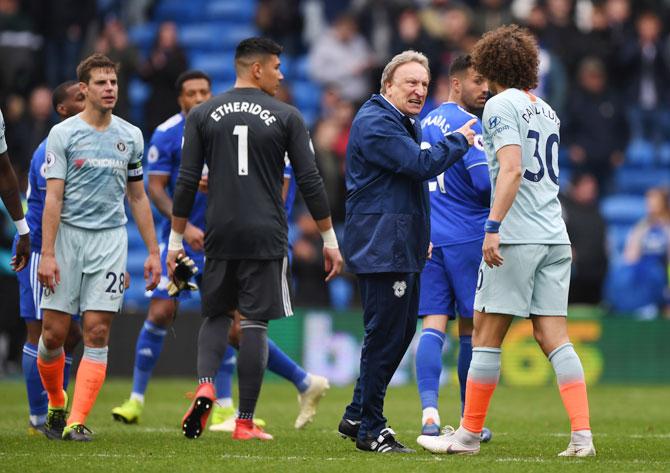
[342, 94, 470, 440]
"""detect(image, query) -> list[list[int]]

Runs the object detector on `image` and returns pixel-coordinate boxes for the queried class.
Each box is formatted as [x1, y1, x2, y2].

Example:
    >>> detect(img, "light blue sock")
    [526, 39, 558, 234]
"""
[415, 328, 446, 410]
[458, 335, 472, 415]
[267, 339, 309, 393]
[131, 321, 167, 397]
[22, 343, 47, 426]
[214, 346, 236, 401]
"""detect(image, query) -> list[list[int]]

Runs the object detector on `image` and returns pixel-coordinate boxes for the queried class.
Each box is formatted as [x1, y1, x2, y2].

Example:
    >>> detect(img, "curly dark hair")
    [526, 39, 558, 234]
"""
[470, 24, 539, 90]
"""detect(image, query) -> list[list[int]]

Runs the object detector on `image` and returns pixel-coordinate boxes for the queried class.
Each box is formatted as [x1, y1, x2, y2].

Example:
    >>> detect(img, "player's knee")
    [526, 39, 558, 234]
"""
[228, 321, 241, 348]
[147, 300, 176, 327]
[41, 328, 66, 349]
[84, 324, 111, 347]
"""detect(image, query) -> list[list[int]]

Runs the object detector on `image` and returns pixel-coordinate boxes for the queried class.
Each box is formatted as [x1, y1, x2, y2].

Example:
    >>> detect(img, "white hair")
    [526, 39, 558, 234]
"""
[380, 50, 430, 94]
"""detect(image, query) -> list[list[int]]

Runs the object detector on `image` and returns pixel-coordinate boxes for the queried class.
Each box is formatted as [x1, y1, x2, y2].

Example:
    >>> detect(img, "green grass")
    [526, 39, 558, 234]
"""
[1, 379, 669, 472]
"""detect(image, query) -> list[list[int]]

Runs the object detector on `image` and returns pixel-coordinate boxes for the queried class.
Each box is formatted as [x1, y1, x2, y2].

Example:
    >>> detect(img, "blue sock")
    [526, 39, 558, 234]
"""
[267, 339, 309, 392]
[131, 321, 167, 397]
[416, 328, 446, 410]
[458, 335, 473, 415]
[63, 354, 73, 390]
[22, 343, 47, 425]
[214, 346, 236, 400]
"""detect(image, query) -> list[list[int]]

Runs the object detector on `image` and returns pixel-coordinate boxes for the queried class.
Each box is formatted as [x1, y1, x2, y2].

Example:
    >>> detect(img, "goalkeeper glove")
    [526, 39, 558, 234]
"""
[167, 254, 199, 297]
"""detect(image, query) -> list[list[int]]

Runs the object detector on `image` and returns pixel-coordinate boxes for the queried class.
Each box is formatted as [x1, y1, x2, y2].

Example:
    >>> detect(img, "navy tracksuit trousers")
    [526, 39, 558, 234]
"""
[343, 272, 419, 440]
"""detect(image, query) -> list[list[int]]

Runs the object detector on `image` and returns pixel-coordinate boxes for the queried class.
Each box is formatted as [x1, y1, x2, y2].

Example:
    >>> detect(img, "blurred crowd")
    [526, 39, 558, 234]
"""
[1, 0, 670, 324]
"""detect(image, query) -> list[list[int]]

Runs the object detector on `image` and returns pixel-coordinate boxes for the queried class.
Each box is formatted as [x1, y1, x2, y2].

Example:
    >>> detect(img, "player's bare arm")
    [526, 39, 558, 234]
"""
[0, 152, 30, 271]
[483, 144, 522, 268]
[127, 179, 161, 290]
[148, 173, 204, 251]
[38, 178, 64, 291]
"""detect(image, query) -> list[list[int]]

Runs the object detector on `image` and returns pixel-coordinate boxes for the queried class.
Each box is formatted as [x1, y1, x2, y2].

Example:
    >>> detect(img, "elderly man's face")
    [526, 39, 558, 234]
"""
[385, 62, 429, 116]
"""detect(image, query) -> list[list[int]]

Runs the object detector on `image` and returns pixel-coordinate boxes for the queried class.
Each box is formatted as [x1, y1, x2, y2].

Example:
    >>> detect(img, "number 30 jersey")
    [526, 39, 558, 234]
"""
[482, 88, 569, 245]
[173, 87, 331, 260]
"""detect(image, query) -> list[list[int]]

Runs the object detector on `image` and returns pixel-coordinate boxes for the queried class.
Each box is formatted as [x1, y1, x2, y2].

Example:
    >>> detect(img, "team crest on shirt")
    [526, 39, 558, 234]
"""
[488, 116, 502, 128]
[45, 151, 56, 168]
[147, 145, 159, 163]
[116, 141, 128, 153]
[393, 280, 407, 298]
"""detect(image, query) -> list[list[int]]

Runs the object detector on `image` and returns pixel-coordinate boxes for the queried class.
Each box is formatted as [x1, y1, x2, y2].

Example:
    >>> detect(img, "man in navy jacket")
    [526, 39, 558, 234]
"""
[338, 50, 476, 453]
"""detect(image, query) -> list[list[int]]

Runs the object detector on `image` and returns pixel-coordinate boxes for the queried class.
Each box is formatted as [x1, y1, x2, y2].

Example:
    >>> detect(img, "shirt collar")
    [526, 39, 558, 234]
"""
[380, 94, 415, 124]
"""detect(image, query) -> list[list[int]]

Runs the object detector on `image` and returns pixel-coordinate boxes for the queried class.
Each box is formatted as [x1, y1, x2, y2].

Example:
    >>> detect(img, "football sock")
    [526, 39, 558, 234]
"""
[461, 347, 501, 434]
[63, 354, 73, 390]
[422, 406, 440, 426]
[131, 321, 167, 399]
[416, 328, 445, 412]
[457, 335, 473, 414]
[266, 339, 309, 393]
[214, 346, 236, 402]
[197, 315, 232, 379]
[22, 343, 47, 425]
[237, 320, 268, 417]
[36, 336, 65, 408]
[549, 343, 591, 432]
[67, 346, 108, 426]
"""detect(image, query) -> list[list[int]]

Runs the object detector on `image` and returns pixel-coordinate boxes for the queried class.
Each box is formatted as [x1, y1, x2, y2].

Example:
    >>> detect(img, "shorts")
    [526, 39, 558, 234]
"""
[201, 257, 293, 321]
[151, 242, 205, 300]
[473, 244, 571, 318]
[418, 239, 483, 319]
[13, 244, 81, 322]
[41, 223, 128, 315]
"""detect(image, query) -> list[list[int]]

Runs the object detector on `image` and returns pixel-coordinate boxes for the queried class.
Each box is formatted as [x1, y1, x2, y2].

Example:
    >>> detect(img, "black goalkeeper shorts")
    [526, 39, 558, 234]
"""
[201, 257, 293, 321]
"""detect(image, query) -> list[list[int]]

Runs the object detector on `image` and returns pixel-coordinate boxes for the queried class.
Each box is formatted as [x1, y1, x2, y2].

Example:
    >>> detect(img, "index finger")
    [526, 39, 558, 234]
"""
[464, 118, 477, 129]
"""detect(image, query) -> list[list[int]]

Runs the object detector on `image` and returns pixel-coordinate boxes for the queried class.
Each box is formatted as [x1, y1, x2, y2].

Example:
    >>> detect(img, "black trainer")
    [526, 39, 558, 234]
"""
[62, 424, 93, 441]
[338, 418, 361, 441]
[43, 407, 67, 440]
[356, 427, 415, 453]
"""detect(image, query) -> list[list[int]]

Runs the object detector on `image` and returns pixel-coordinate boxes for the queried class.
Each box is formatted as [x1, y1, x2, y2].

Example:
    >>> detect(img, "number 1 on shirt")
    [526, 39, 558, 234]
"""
[233, 125, 248, 176]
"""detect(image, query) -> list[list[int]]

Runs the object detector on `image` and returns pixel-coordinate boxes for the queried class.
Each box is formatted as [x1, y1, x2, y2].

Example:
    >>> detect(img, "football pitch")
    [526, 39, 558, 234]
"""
[1, 379, 669, 472]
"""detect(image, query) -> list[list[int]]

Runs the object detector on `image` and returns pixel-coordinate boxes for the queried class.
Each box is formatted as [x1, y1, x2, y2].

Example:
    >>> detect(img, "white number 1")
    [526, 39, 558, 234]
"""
[233, 125, 248, 176]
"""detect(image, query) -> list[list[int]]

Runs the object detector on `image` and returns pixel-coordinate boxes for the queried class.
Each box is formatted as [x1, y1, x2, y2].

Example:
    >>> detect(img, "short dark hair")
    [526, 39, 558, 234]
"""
[76, 53, 118, 84]
[175, 70, 211, 94]
[471, 24, 539, 90]
[449, 54, 473, 76]
[235, 37, 283, 63]
[52, 80, 78, 112]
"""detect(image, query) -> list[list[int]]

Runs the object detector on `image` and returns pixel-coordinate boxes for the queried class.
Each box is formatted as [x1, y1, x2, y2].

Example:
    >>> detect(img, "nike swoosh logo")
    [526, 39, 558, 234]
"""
[447, 445, 474, 454]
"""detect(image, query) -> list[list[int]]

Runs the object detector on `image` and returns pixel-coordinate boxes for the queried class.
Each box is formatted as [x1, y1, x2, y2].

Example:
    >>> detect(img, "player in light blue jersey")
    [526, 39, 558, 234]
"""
[415, 55, 492, 440]
[13, 81, 85, 435]
[36, 54, 161, 441]
[418, 25, 594, 457]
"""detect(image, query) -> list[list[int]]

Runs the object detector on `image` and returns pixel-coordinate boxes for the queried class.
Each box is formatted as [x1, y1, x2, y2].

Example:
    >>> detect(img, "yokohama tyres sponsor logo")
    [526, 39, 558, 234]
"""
[74, 158, 126, 170]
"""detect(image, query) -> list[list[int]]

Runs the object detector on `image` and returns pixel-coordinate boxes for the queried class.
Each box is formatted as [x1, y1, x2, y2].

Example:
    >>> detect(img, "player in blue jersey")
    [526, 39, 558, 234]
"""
[415, 55, 493, 439]
[13, 81, 86, 435]
[112, 71, 329, 431]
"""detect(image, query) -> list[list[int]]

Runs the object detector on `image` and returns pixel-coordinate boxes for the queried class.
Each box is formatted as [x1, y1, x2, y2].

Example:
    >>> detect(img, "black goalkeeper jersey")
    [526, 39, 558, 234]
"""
[173, 87, 330, 260]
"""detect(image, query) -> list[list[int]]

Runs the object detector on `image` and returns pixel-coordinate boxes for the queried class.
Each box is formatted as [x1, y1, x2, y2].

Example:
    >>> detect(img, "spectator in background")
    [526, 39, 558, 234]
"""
[94, 19, 141, 121]
[542, 0, 581, 76]
[290, 211, 330, 307]
[560, 174, 608, 304]
[390, 8, 441, 73]
[420, 74, 451, 120]
[36, 0, 96, 88]
[256, 0, 304, 56]
[309, 13, 375, 104]
[25, 86, 55, 158]
[2, 94, 32, 185]
[619, 188, 670, 317]
[0, 0, 42, 98]
[140, 21, 187, 132]
[564, 57, 627, 189]
[618, 10, 670, 143]
[472, 0, 513, 36]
